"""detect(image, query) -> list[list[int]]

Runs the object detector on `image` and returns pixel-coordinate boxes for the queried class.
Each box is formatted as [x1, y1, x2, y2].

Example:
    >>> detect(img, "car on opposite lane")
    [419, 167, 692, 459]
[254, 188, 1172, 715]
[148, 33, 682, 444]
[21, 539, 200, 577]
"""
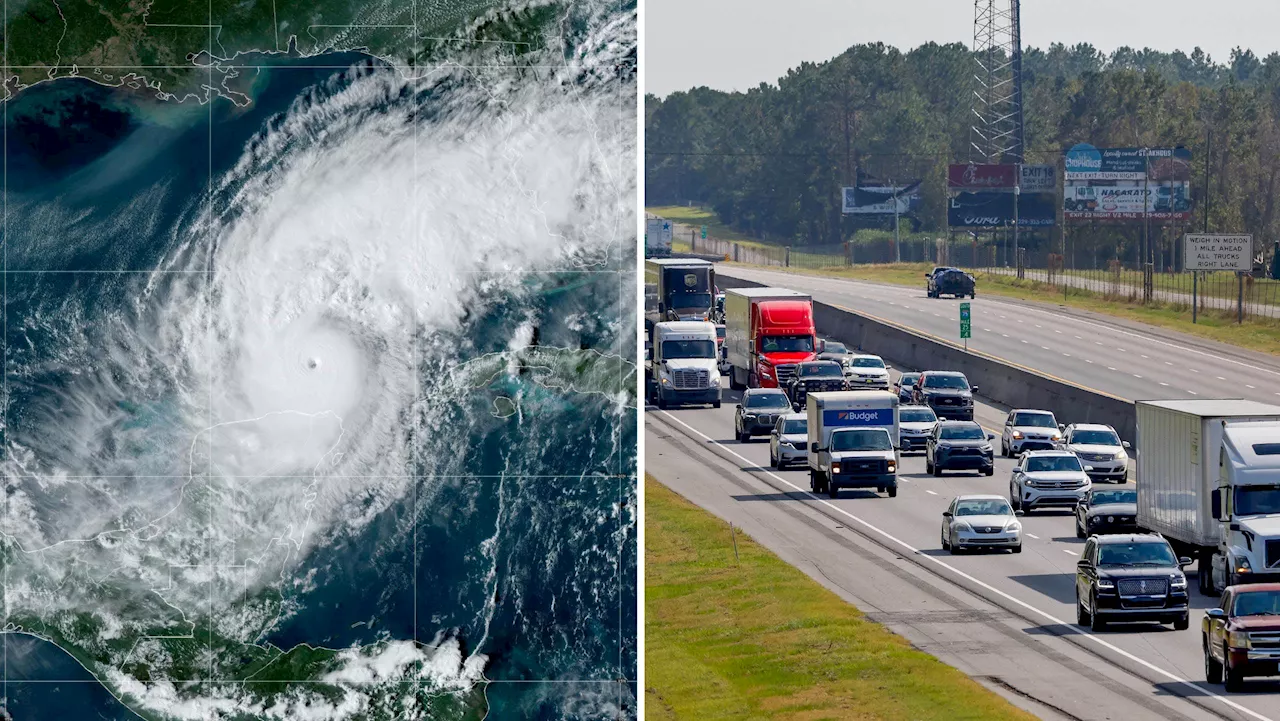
[784, 360, 848, 408]
[926, 267, 976, 299]
[941, 494, 1023, 554]
[926, 421, 995, 476]
[1058, 423, 1130, 483]
[845, 354, 890, 390]
[1010, 450, 1092, 513]
[1075, 533, 1191, 632]
[1000, 409, 1062, 457]
[769, 413, 808, 469]
[912, 370, 977, 421]
[894, 371, 920, 404]
[734, 388, 792, 442]
[899, 405, 938, 453]
[1075, 487, 1138, 538]
[1203, 583, 1280, 691]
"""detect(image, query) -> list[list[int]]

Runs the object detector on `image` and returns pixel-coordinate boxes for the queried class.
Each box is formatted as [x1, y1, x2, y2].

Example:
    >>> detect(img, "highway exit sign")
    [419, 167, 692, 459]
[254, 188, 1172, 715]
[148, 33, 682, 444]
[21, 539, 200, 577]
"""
[959, 302, 971, 339]
[700, 225, 707, 239]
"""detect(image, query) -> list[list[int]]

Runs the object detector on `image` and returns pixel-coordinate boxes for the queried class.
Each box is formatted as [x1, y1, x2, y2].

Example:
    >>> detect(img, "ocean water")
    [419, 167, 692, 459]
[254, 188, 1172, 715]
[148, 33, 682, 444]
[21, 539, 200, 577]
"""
[0, 2, 637, 718]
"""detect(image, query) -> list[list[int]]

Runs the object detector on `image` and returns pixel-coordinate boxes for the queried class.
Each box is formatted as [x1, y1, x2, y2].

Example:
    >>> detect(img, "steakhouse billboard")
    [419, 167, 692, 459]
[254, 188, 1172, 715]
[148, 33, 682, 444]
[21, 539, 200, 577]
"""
[947, 191, 1056, 228]
[1062, 143, 1193, 221]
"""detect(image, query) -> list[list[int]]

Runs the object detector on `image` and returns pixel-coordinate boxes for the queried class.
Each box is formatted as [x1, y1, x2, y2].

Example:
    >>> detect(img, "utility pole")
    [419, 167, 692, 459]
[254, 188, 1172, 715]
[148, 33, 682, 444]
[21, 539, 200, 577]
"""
[1013, 172, 1021, 278]
[1142, 149, 1152, 303]
[892, 179, 901, 262]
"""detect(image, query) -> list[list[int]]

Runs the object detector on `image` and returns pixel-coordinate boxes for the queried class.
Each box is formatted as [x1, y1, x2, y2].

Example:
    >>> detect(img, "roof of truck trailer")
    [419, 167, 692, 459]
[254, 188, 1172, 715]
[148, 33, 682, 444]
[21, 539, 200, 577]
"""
[1139, 399, 1280, 417]
[646, 258, 712, 267]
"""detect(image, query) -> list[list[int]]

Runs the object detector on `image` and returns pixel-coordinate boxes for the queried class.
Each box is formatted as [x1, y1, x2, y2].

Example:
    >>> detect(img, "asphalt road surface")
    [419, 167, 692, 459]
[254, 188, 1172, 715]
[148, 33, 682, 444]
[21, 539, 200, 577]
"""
[648, 378, 1280, 721]
[718, 265, 1280, 409]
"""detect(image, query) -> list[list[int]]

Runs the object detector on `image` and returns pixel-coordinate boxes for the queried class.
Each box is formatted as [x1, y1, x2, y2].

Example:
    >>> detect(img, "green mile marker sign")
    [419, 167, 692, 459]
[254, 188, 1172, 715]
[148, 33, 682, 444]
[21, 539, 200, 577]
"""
[959, 302, 971, 340]
[700, 225, 707, 239]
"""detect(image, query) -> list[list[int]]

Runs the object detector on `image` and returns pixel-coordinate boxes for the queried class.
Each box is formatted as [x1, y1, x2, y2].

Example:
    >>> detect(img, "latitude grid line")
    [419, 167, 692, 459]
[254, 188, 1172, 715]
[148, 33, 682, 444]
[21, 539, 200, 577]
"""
[0, 11, 638, 717]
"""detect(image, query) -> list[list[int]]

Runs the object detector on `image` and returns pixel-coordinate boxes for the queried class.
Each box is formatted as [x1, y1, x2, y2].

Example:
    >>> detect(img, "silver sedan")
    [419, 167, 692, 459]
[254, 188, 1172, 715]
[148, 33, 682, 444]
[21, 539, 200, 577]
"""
[941, 494, 1023, 554]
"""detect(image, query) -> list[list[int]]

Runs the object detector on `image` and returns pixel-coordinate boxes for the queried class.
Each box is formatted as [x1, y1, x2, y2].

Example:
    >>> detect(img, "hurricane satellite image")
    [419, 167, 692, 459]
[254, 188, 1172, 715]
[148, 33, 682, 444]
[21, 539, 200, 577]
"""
[0, 0, 637, 719]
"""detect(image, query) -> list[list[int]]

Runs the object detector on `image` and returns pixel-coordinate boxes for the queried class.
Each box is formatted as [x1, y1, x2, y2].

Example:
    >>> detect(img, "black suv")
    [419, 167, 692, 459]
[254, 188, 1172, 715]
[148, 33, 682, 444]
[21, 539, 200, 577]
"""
[1075, 533, 1191, 632]
[925, 421, 995, 476]
[1074, 487, 1138, 538]
[912, 371, 977, 421]
[926, 267, 976, 299]
[785, 360, 848, 407]
[734, 388, 792, 442]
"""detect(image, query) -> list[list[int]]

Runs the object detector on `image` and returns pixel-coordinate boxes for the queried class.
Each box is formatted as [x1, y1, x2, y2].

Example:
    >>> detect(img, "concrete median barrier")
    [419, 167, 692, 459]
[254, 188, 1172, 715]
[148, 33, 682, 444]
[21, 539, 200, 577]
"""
[717, 272, 1137, 441]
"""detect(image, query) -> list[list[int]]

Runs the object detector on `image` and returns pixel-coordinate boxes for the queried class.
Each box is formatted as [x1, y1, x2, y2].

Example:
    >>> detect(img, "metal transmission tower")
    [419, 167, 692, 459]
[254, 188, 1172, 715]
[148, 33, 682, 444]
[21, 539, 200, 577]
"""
[969, 0, 1024, 164]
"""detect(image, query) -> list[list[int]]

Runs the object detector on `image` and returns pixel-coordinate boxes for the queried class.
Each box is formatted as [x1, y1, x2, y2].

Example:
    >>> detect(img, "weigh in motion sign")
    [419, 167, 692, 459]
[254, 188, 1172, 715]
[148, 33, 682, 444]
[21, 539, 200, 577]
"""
[1183, 233, 1253, 272]
[959, 302, 971, 340]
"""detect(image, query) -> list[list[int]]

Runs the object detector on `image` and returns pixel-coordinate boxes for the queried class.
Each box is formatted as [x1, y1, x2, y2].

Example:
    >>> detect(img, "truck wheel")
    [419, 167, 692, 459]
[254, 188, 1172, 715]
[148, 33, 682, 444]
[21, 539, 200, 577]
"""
[769, 449, 778, 469]
[925, 458, 934, 474]
[1089, 594, 1107, 632]
[1225, 651, 1245, 692]
[713, 400, 721, 409]
[1075, 518, 1085, 539]
[932, 462, 942, 477]
[1174, 614, 1189, 631]
[1076, 592, 1091, 626]
[1204, 638, 1224, 684]
[656, 393, 667, 410]
[809, 470, 818, 493]
[887, 485, 898, 498]
[983, 466, 994, 477]
[827, 479, 838, 499]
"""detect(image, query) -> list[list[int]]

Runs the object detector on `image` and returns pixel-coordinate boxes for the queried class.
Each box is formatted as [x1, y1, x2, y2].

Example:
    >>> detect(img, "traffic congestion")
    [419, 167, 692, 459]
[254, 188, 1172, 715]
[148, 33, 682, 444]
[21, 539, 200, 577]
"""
[644, 257, 1280, 694]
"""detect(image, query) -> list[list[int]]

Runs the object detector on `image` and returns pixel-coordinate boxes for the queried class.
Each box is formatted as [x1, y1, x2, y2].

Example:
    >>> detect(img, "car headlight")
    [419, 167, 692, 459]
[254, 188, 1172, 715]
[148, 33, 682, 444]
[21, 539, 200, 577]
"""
[886, 461, 896, 473]
[954, 521, 973, 532]
[1237, 556, 1253, 574]
[1004, 520, 1021, 532]
[1097, 578, 1115, 589]
[1012, 431, 1024, 440]
[831, 463, 841, 474]
[1229, 631, 1252, 649]
[660, 377, 670, 385]
[1115, 450, 1127, 461]
[779, 441, 793, 449]
[979, 444, 992, 453]
[1051, 434, 1062, 442]
[743, 414, 757, 421]
[1170, 573, 1187, 589]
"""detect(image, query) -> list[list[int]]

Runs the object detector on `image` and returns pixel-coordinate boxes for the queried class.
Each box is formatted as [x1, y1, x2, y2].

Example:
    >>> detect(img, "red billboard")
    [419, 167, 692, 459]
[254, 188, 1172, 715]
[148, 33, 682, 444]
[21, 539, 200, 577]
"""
[948, 163, 1017, 191]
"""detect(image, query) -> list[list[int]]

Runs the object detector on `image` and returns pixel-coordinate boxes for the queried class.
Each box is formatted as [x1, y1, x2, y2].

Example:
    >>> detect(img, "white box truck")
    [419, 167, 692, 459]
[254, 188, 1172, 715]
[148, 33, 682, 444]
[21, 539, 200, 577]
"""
[806, 390, 899, 499]
[646, 321, 722, 409]
[1135, 399, 1280, 595]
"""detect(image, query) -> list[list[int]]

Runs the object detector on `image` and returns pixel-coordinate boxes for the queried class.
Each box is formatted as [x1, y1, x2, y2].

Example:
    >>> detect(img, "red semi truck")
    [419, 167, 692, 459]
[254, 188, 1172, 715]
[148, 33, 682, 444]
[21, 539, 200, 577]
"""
[723, 287, 817, 390]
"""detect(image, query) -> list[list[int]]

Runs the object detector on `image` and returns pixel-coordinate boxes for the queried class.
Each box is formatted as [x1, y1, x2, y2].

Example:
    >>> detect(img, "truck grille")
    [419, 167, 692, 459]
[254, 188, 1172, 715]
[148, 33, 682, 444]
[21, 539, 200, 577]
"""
[838, 459, 886, 476]
[1250, 632, 1280, 650]
[671, 368, 709, 390]
[774, 364, 797, 385]
[1267, 540, 1280, 569]
[1117, 578, 1168, 597]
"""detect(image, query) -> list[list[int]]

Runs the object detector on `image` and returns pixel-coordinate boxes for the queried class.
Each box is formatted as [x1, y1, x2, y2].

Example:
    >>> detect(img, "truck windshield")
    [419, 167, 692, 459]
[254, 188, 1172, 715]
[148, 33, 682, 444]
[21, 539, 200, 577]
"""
[782, 419, 807, 435]
[1026, 456, 1082, 473]
[670, 293, 712, 312]
[1072, 429, 1120, 446]
[744, 393, 790, 409]
[1234, 486, 1280, 516]
[799, 364, 842, 378]
[923, 374, 969, 389]
[661, 340, 715, 359]
[831, 429, 892, 452]
[1233, 591, 1280, 616]
[761, 335, 814, 353]
[1097, 542, 1176, 567]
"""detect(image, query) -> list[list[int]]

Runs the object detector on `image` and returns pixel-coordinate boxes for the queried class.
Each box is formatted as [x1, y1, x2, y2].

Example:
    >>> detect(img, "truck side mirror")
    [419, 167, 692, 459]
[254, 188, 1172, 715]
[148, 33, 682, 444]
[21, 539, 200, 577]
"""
[1206, 608, 1228, 620]
[924, 273, 930, 278]
[1212, 489, 1223, 521]
[735, 404, 742, 411]
[1178, 556, 1193, 567]
[986, 433, 995, 441]
[970, 385, 979, 394]
[1121, 440, 1131, 449]
[1076, 559, 1089, 569]
[810, 442, 819, 454]
[1058, 423, 1066, 431]
[942, 511, 952, 518]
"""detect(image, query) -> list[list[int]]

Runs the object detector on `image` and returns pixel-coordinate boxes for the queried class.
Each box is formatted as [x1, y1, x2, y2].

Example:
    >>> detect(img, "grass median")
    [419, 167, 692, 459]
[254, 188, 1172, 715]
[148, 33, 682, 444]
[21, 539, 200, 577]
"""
[644, 474, 1037, 721]
[726, 260, 1280, 357]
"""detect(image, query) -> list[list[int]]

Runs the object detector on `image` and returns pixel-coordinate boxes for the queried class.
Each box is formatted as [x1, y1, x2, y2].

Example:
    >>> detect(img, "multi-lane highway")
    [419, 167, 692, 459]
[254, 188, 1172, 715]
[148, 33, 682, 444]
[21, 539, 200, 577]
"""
[718, 265, 1280, 404]
[648, 268, 1280, 720]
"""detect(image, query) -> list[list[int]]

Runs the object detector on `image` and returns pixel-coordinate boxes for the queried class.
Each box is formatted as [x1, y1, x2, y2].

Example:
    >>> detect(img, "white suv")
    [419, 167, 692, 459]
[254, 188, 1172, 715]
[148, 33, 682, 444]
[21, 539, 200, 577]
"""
[1010, 450, 1092, 513]
[1000, 409, 1061, 456]
[1058, 423, 1130, 483]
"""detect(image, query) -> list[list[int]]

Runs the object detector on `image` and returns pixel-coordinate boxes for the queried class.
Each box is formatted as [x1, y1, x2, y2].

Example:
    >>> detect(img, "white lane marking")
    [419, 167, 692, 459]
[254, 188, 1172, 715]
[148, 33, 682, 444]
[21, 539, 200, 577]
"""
[1063, 353, 1071, 358]
[1041, 346, 1050, 350]
[1000, 315, 1006, 319]
[1026, 533, 1039, 539]
[1063, 549, 1078, 556]
[1248, 385, 1257, 389]
[1141, 354, 1149, 359]
[933, 313, 941, 317]
[1217, 376, 1226, 381]
[1074, 335, 1082, 340]
[1035, 324, 1042, 328]
[1190, 369, 1200, 373]
[1021, 340, 1029, 344]
[1134, 374, 1143, 379]
[984, 328, 992, 332]
[1107, 367, 1117, 371]
[1117, 348, 1127, 353]
[1017, 319, 1024, 323]
[1165, 362, 1173, 366]
[1160, 382, 1170, 387]
[1189, 390, 1199, 395]
[1085, 359, 1094, 364]
[1055, 330, 1062, 334]
[1001, 333, 1009, 338]
[1095, 341, 1103, 345]
[925, 489, 938, 495]
[656, 410, 1274, 721]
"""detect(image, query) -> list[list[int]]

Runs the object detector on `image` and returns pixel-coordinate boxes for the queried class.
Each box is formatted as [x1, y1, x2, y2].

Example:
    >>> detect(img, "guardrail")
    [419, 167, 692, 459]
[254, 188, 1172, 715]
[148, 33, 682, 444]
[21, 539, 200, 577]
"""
[716, 272, 1139, 442]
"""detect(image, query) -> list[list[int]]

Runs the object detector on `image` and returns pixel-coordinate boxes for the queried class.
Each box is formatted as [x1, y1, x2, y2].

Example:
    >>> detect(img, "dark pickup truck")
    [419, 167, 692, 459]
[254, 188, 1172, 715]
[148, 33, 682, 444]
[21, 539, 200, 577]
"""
[927, 267, 976, 299]
[784, 360, 848, 408]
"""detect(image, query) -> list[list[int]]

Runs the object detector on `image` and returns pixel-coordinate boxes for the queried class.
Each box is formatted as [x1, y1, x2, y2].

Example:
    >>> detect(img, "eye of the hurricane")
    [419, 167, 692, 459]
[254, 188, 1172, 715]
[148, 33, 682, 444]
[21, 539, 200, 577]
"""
[209, 316, 377, 477]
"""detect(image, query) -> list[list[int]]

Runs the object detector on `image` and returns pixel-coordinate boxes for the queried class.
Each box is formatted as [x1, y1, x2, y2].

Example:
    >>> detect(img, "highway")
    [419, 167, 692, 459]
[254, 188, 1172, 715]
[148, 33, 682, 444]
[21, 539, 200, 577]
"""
[717, 265, 1280, 407]
[648, 382, 1280, 721]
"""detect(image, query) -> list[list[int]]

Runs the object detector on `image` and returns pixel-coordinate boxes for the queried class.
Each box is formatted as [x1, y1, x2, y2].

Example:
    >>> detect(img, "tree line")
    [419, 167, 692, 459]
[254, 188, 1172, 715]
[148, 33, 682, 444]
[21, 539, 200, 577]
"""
[645, 41, 1280, 262]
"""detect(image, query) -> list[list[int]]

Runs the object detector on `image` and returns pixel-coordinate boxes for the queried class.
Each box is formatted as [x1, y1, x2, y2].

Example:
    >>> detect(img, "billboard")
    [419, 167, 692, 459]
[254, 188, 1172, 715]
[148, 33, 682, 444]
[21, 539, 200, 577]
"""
[1063, 144, 1193, 221]
[1184, 234, 1253, 271]
[947, 163, 1055, 192]
[948, 191, 1056, 228]
[842, 181, 922, 214]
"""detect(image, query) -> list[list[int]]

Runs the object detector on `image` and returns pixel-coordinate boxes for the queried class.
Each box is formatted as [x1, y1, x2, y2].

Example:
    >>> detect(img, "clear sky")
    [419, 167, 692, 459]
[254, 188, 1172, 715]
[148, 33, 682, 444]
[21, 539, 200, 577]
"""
[645, 1, 1280, 98]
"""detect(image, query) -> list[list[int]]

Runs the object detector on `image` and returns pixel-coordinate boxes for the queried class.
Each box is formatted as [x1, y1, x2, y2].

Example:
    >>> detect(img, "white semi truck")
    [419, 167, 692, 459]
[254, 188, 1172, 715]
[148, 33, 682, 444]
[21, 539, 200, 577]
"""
[646, 321, 722, 409]
[806, 390, 899, 499]
[1135, 399, 1280, 595]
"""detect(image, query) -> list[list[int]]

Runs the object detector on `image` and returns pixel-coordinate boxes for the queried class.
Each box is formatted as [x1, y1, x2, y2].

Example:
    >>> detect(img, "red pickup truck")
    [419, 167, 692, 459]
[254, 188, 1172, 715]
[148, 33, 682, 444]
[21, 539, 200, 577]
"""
[1203, 583, 1280, 691]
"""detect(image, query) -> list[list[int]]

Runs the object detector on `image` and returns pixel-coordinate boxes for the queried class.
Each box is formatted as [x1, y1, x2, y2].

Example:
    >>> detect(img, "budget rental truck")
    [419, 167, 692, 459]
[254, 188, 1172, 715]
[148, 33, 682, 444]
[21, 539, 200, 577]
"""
[1135, 399, 1280, 595]
[806, 390, 899, 499]
[723, 287, 816, 390]
[646, 321, 722, 409]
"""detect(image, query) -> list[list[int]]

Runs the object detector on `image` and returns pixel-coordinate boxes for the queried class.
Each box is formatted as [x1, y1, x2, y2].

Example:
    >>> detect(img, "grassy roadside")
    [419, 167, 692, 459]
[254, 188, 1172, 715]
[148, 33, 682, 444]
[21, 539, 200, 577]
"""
[646, 205, 768, 249]
[644, 474, 1038, 721]
[730, 260, 1280, 357]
